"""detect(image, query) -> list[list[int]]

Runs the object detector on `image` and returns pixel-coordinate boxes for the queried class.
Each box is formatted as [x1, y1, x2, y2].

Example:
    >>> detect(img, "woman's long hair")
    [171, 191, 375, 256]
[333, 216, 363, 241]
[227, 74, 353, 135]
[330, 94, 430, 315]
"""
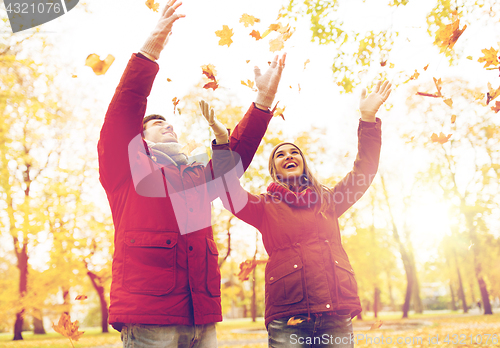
[268, 142, 334, 216]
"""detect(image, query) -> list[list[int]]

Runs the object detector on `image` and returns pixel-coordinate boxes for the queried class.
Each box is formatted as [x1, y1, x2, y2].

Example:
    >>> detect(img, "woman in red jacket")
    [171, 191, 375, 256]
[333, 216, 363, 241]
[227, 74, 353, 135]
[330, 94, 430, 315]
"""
[205, 81, 391, 347]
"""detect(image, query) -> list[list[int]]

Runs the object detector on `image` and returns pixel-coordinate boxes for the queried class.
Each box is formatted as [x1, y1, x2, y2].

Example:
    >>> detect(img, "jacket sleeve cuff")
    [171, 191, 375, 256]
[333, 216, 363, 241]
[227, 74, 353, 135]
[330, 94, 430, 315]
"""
[359, 117, 382, 129]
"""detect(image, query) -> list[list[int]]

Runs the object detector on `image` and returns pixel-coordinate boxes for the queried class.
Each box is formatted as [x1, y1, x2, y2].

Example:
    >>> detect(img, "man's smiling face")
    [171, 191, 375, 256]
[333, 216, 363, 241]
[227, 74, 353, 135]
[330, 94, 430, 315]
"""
[143, 119, 178, 143]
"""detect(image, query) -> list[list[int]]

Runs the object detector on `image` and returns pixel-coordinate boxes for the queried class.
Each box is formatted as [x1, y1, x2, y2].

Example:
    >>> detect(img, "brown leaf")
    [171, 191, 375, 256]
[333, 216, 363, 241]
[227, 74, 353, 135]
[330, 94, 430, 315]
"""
[53, 313, 84, 344]
[249, 30, 262, 41]
[203, 81, 219, 90]
[370, 320, 383, 330]
[416, 92, 440, 98]
[491, 101, 500, 113]
[239, 14, 260, 27]
[431, 132, 452, 144]
[477, 47, 499, 68]
[145, 0, 159, 12]
[215, 25, 234, 47]
[85, 54, 115, 76]
[75, 295, 87, 301]
[486, 82, 500, 104]
[237, 259, 268, 281]
[201, 64, 217, 81]
[380, 60, 387, 67]
[287, 317, 305, 326]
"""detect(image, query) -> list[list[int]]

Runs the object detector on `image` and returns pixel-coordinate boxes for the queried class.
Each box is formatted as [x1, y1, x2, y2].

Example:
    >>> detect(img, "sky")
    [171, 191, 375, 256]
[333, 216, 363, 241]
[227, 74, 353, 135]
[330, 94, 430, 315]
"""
[2, 0, 500, 267]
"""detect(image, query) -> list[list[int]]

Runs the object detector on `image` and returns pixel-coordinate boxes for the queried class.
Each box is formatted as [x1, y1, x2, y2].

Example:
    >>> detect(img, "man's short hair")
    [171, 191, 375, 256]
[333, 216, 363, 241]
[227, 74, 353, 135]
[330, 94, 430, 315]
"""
[143, 114, 166, 132]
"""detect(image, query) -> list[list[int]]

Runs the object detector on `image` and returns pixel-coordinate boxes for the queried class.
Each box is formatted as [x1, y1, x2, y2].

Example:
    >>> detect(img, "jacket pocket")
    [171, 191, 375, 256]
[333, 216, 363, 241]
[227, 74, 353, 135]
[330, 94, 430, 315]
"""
[335, 264, 358, 298]
[123, 231, 178, 296]
[267, 256, 304, 306]
[206, 237, 221, 297]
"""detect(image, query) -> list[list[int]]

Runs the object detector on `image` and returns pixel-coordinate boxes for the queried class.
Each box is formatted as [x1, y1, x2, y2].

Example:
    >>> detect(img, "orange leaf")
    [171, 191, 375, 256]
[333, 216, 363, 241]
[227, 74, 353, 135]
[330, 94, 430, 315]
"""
[287, 317, 305, 326]
[75, 295, 87, 301]
[303, 59, 310, 69]
[423, 63, 430, 71]
[409, 69, 419, 80]
[203, 81, 219, 90]
[433, 77, 443, 97]
[53, 313, 84, 345]
[145, 0, 159, 12]
[85, 54, 115, 76]
[215, 25, 233, 47]
[269, 37, 285, 52]
[237, 259, 268, 281]
[431, 132, 452, 144]
[477, 47, 499, 68]
[451, 114, 456, 123]
[435, 12, 467, 52]
[380, 60, 387, 67]
[443, 98, 453, 107]
[491, 101, 500, 113]
[201, 64, 217, 81]
[167, 78, 172, 82]
[239, 13, 260, 27]
[172, 97, 180, 113]
[246, 60, 250, 63]
[249, 30, 262, 41]
[370, 320, 383, 330]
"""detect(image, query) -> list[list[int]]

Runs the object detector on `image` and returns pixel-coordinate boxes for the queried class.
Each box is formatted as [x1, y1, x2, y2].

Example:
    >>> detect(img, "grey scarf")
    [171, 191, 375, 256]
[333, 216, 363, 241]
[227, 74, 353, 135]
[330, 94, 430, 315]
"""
[145, 140, 188, 166]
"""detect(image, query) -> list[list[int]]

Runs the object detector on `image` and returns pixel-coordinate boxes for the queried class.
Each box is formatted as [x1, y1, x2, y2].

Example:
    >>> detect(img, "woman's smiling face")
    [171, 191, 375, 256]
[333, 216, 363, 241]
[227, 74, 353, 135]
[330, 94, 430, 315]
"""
[273, 144, 304, 182]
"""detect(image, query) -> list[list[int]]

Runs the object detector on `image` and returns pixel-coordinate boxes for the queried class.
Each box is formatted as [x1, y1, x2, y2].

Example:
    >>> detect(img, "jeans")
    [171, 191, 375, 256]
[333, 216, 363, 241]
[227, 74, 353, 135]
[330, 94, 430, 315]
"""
[121, 323, 217, 348]
[268, 313, 354, 348]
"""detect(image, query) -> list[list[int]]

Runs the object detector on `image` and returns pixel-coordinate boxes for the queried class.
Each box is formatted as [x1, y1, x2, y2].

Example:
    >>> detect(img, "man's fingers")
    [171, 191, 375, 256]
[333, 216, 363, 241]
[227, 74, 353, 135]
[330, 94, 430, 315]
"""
[279, 53, 287, 67]
[254, 66, 262, 80]
[165, 1, 182, 18]
[360, 88, 367, 101]
[374, 80, 382, 94]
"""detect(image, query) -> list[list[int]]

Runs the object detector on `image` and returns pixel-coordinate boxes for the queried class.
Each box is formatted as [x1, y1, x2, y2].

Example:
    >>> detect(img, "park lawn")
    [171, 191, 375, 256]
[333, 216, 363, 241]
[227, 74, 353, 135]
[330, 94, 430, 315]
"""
[0, 313, 498, 348]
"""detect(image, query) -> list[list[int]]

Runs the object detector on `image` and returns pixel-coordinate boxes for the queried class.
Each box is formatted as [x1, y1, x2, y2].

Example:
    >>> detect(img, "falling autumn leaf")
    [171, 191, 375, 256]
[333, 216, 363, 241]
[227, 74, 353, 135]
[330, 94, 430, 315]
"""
[215, 25, 234, 47]
[167, 78, 172, 82]
[241, 79, 256, 91]
[249, 30, 262, 41]
[431, 132, 452, 144]
[239, 13, 260, 27]
[380, 60, 387, 67]
[298, 84, 301, 93]
[237, 259, 268, 281]
[451, 114, 456, 123]
[303, 59, 310, 69]
[409, 69, 420, 80]
[145, 0, 159, 12]
[246, 60, 250, 63]
[423, 64, 430, 71]
[203, 81, 219, 90]
[71, 74, 77, 78]
[269, 37, 285, 52]
[434, 11, 467, 52]
[53, 313, 84, 348]
[287, 317, 305, 326]
[389, 63, 395, 68]
[491, 101, 500, 113]
[486, 82, 500, 104]
[477, 47, 499, 68]
[443, 98, 453, 107]
[85, 54, 115, 76]
[272, 102, 286, 120]
[344, 151, 350, 157]
[75, 295, 87, 301]
[433, 77, 443, 97]
[370, 320, 383, 330]
[172, 97, 180, 114]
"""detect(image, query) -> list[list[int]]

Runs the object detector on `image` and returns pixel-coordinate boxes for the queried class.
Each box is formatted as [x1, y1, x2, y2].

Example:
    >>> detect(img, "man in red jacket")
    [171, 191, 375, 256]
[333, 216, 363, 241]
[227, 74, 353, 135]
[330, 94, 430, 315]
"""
[97, 1, 286, 347]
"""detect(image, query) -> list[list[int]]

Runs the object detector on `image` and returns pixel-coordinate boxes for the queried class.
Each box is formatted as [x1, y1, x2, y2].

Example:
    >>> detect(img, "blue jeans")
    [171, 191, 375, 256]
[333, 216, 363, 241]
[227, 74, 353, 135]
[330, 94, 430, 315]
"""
[268, 313, 354, 348]
[121, 323, 217, 348]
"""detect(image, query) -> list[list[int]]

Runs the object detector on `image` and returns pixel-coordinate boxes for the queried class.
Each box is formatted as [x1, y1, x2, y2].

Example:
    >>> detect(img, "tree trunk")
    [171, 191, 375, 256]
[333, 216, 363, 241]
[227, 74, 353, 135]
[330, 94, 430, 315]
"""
[218, 217, 233, 268]
[453, 248, 468, 313]
[87, 271, 109, 333]
[449, 282, 457, 311]
[373, 287, 381, 318]
[411, 260, 423, 313]
[251, 266, 256, 322]
[13, 243, 28, 340]
[33, 309, 46, 334]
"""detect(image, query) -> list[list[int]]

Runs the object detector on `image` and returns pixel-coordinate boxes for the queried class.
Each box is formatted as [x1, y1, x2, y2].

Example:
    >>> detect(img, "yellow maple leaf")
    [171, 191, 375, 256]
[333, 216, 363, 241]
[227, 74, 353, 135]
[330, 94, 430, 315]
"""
[434, 12, 467, 52]
[443, 98, 453, 107]
[53, 313, 84, 348]
[287, 316, 305, 326]
[145, 0, 159, 12]
[241, 79, 256, 91]
[269, 37, 285, 52]
[370, 320, 383, 330]
[431, 132, 452, 144]
[272, 102, 286, 120]
[249, 30, 262, 41]
[215, 25, 233, 47]
[239, 13, 260, 27]
[477, 47, 499, 68]
[85, 54, 115, 76]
